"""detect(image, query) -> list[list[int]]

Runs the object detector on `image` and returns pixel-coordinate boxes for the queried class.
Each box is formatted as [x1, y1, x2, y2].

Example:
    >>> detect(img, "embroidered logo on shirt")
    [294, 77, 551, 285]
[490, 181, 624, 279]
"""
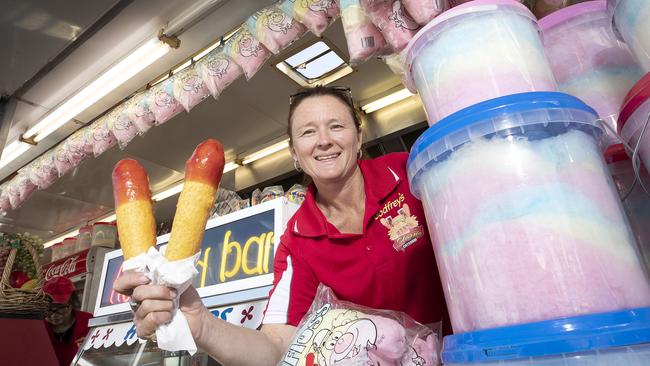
[379, 203, 424, 252]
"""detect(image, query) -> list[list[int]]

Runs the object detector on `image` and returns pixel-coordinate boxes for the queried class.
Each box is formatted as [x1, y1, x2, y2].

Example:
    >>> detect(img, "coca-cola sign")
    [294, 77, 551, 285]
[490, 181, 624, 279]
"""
[42, 249, 89, 281]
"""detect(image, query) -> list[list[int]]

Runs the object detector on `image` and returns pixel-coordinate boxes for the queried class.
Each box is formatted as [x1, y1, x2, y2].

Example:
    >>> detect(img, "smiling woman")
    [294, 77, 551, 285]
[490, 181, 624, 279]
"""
[113, 85, 449, 366]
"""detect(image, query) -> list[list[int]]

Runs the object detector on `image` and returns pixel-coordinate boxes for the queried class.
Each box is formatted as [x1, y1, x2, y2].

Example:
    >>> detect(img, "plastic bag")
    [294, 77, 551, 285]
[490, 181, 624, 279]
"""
[86, 117, 117, 157]
[260, 185, 285, 203]
[53, 129, 93, 177]
[125, 91, 156, 134]
[245, 6, 307, 54]
[7, 174, 36, 209]
[27, 150, 58, 189]
[381, 51, 410, 86]
[277, 0, 340, 37]
[338, 0, 390, 64]
[67, 127, 94, 159]
[361, 0, 419, 52]
[195, 47, 243, 98]
[401, 0, 447, 26]
[0, 183, 11, 212]
[225, 27, 272, 80]
[251, 188, 262, 206]
[107, 104, 139, 149]
[149, 78, 185, 125]
[280, 284, 441, 366]
[285, 184, 307, 205]
[172, 66, 210, 112]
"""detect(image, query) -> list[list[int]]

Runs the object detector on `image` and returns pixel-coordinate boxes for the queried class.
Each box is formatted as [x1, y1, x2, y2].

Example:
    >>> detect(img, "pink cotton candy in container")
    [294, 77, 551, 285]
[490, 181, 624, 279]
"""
[224, 28, 272, 80]
[619, 73, 650, 178]
[338, 0, 391, 64]
[125, 91, 155, 134]
[245, 6, 307, 55]
[605, 144, 650, 275]
[361, 0, 420, 52]
[401, 0, 448, 26]
[404, 0, 557, 126]
[277, 0, 339, 37]
[195, 47, 243, 98]
[609, 0, 650, 71]
[407, 92, 650, 334]
[540, 0, 643, 147]
[86, 116, 117, 157]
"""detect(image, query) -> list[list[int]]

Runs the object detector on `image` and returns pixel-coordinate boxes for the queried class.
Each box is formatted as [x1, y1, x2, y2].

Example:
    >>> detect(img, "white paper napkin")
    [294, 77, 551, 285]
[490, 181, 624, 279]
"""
[122, 246, 201, 354]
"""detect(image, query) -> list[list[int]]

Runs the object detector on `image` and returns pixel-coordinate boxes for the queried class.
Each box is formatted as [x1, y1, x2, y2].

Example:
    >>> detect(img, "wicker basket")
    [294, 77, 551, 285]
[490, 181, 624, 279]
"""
[0, 237, 49, 316]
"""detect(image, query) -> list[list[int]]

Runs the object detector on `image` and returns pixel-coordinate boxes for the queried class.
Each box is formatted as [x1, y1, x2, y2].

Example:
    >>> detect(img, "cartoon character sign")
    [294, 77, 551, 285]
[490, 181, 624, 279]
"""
[264, 9, 295, 34]
[282, 291, 439, 366]
[207, 57, 230, 78]
[380, 204, 424, 251]
[388, 1, 418, 30]
[238, 33, 263, 57]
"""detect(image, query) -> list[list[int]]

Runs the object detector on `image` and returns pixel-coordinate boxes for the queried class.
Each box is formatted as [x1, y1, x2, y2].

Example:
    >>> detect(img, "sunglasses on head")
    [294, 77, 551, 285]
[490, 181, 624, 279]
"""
[289, 86, 353, 106]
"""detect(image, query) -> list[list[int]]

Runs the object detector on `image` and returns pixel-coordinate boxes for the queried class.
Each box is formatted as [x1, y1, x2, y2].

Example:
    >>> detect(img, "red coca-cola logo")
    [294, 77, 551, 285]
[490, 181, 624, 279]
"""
[44, 256, 78, 280]
[42, 249, 88, 281]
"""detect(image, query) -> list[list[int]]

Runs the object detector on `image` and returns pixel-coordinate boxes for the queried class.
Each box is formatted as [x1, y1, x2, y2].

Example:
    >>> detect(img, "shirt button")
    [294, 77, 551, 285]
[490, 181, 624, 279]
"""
[366, 246, 371, 251]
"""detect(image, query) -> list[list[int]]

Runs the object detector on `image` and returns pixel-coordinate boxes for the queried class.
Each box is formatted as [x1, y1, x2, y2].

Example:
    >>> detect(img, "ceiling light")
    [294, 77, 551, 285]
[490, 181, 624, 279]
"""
[241, 139, 290, 165]
[23, 38, 170, 143]
[0, 140, 31, 169]
[95, 212, 117, 223]
[151, 161, 239, 201]
[361, 88, 414, 114]
[43, 229, 80, 249]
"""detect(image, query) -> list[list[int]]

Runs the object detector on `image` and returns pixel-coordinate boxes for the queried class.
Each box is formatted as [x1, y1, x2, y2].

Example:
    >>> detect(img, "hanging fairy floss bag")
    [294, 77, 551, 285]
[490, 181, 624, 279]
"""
[277, 0, 340, 37]
[125, 91, 156, 134]
[280, 284, 441, 366]
[172, 67, 210, 112]
[338, 0, 390, 64]
[225, 28, 272, 80]
[245, 5, 307, 54]
[361, 0, 420, 52]
[195, 46, 243, 98]
[148, 78, 185, 125]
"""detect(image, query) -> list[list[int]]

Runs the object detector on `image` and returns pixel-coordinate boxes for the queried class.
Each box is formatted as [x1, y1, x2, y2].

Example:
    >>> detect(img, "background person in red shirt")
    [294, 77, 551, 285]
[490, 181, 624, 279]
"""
[114, 86, 449, 366]
[43, 276, 93, 366]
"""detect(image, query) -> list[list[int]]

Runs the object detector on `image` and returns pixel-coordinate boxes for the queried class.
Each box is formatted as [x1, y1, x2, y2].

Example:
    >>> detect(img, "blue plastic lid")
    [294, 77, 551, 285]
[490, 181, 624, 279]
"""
[442, 307, 650, 364]
[407, 92, 600, 198]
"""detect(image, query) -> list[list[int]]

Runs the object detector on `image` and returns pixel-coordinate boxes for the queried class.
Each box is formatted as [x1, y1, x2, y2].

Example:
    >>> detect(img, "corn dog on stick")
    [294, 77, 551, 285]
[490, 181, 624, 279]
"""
[112, 159, 157, 261]
[165, 139, 225, 261]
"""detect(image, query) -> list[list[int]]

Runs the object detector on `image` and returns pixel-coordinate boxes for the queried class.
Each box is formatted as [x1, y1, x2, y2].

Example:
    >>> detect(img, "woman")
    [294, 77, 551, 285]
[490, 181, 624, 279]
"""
[43, 276, 93, 366]
[114, 85, 448, 366]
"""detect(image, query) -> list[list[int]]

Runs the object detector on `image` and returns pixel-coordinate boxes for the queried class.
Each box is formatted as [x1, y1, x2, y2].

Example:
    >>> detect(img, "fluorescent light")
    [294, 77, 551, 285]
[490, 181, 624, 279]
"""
[151, 161, 239, 201]
[172, 59, 192, 74]
[43, 229, 80, 249]
[152, 181, 184, 201]
[241, 139, 290, 165]
[361, 88, 414, 114]
[194, 39, 222, 61]
[24, 38, 170, 142]
[0, 140, 31, 169]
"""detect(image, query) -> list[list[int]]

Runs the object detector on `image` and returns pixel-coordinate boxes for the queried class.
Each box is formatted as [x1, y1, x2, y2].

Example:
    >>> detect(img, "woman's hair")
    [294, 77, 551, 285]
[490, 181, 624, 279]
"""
[287, 85, 362, 146]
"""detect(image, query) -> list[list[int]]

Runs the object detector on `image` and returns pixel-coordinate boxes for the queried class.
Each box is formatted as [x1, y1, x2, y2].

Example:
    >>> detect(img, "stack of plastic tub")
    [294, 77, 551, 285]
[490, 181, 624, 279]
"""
[407, 92, 650, 335]
[404, 0, 557, 126]
[605, 144, 650, 275]
[442, 308, 650, 365]
[540, 0, 643, 146]
[608, 0, 650, 71]
[618, 73, 650, 173]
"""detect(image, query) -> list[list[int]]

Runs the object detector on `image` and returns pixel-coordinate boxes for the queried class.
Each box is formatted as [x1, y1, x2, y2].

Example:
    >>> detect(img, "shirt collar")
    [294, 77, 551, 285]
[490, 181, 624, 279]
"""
[291, 158, 402, 238]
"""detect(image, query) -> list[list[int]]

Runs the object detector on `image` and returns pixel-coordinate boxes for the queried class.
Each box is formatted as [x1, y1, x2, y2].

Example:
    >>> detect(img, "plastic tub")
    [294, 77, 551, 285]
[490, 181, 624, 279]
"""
[91, 222, 118, 248]
[407, 92, 650, 333]
[605, 144, 650, 275]
[619, 72, 650, 174]
[404, 0, 556, 126]
[76, 225, 92, 252]
[540, 1, 643, 147]
[62, 237, 77, 257]
[442, 307, 650, 365]
[609, 0, 650, 71]
[50, 242, 63, 262]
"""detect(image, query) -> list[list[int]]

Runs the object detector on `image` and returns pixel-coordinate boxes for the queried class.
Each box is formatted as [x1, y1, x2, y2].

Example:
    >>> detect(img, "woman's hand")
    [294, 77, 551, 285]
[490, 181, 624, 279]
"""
[113, 271, 210, 341]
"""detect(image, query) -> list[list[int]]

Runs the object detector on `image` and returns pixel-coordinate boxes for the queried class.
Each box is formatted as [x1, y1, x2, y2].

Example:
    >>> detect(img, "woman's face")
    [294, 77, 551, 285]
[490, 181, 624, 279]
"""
[45, 303, 73, 326]
[290, 95, 362, 185]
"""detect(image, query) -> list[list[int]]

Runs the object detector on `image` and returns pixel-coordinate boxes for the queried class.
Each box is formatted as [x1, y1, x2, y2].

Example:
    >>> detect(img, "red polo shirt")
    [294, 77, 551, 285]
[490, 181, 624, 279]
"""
[264, 153, 449, 333]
